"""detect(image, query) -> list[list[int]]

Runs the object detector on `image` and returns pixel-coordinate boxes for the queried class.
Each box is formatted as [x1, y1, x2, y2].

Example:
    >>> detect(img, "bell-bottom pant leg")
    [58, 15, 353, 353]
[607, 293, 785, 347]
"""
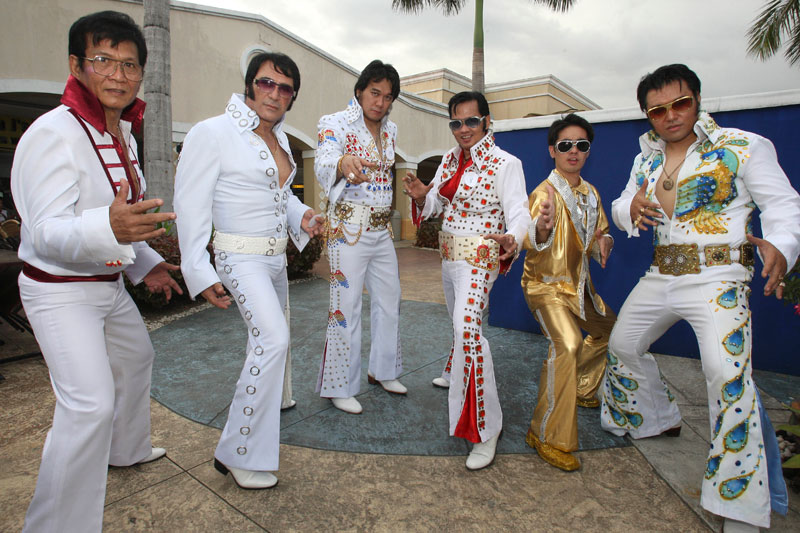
[685, 280, 770, 528]
[363, 230, 403, 381]
[215, 253, 288, 472]
[318, 230, 401, 398]
[525, 293, 616, 452]
[20, 276, 154, 533]
[600, 274, 683, 438]
[443, 260, 501, 443]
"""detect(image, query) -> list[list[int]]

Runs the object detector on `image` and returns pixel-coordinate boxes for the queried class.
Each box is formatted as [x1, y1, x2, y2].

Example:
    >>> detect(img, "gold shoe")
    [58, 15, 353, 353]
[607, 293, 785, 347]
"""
[525, 429, 580, 472]
[576, 397, 600, 408]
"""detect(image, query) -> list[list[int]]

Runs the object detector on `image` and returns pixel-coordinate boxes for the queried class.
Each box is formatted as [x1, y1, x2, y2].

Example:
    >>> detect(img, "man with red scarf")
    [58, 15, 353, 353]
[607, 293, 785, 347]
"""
[11, 11, 179, 532]
[403, 91, 529, 470]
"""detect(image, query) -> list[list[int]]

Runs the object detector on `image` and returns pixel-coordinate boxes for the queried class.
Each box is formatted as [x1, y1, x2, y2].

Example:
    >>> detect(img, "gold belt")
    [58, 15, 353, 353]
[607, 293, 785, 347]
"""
[652, 243, 755, 276]
[438, 231, 500, 270]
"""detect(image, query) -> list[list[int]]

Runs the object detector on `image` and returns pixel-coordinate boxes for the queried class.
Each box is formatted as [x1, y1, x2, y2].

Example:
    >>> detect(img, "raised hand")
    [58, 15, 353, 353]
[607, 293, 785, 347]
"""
[535, 184, 556, 243]
[201, 282, 232, 309]
[109, 180, 177, 243]
[142, 262, 184, 302]
[630, 180, 661, 231]
[484, 233, 518, 261]
[594, 228, 613, 268]
[402, 171, 433, 204]
[339, 155, 377, 185]
[302, 209, 325, 237]
[747, 234, 788, 299]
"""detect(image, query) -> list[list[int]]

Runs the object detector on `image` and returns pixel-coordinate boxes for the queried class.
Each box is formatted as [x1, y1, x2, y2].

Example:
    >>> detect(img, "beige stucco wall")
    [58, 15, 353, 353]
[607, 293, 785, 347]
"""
[1, 0, 457, 232]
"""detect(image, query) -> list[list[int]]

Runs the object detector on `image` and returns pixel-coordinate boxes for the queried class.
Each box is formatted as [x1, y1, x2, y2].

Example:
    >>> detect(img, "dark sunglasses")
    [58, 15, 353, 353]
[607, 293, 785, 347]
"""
[448, 115, 486, 130]
[646, 95, 694, 120]
[555, 139, 591, 153]
[253, 77, 295, 99]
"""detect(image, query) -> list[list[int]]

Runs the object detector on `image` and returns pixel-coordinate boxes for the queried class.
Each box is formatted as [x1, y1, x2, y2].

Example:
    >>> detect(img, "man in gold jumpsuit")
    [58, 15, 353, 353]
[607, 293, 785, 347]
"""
[521, 113, 616, 471]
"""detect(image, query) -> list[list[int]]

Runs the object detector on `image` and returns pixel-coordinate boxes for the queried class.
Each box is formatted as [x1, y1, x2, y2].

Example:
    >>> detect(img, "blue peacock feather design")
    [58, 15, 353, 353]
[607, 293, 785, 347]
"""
[716, 287, 738, 309]
[724, 419, 750, 452]
[675, 143, 745, 234]
[722, 322, 747, 356]
[719, 473, 753, 500]
[705, 453, 723, 479]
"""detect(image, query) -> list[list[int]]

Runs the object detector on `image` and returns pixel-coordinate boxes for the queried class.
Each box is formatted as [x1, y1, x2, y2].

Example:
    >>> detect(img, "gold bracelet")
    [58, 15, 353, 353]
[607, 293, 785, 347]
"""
[336, 156, 345, 177]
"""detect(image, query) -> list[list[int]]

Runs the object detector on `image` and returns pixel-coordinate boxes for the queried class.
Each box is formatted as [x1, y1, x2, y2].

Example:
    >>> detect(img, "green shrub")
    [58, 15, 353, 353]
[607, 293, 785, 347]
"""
[287, 235, 323, 280]
[414, 216, 442, 249]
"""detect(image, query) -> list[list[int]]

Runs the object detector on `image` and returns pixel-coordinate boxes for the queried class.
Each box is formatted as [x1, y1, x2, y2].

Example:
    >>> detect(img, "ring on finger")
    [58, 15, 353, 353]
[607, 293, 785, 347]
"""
[639, 207, 645, 214]
[779, 281, 786, 287]
[633, 215, 642, 226]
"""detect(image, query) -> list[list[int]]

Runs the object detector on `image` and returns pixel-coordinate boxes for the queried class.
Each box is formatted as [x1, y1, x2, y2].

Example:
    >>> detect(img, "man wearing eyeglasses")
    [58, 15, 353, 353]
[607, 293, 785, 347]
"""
[175, 52, 322, 490]
[520, 113, 615, 472]
[403, 91, 530, 470]
[601, 64, 800, 532]
[11, 11, 181, 532]
[314, 60, 406, 415]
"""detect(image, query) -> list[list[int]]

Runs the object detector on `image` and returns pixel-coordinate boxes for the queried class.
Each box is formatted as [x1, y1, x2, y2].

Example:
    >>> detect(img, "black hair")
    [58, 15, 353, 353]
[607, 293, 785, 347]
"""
[636, 64, 701, 112]
[447, 91, 491, 132]
[69, 11, 147, 68]
[244, 52, 301, 110]
[354, 60, 400, 101]
[547, 113, 594, 145]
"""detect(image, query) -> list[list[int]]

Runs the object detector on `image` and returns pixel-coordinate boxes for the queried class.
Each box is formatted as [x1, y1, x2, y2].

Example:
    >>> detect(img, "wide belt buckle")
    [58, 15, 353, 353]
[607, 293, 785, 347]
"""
[438, 232, 453, 260]
[740, 243, 755, 267]
[704, 244, 731, 267]
[654, 243, 701, 276]
[368, 209, 391, 228]
[333, 202, 353, 222]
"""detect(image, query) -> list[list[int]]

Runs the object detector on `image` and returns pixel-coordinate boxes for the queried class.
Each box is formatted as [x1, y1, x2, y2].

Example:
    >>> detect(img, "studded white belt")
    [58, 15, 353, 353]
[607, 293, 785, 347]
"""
[438, 231, 500, 269]
[329, 201, 392, 231]
[213, 231, 288, 256]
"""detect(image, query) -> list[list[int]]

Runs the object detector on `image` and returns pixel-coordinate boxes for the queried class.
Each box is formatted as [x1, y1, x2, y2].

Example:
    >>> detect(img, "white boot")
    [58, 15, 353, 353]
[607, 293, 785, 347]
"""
[214, 459, 277, 489]
[368, 373, 408, 394]
[466, 433, 499, 470]
[137, 447, 166, 464]
[331, 396, 363, 414]
[431, 377, 450, 388]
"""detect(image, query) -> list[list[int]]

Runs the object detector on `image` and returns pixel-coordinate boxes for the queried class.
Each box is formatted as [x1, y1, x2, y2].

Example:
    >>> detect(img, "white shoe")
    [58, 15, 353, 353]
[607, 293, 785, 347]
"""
[723, 518, 760, 533]
[431, 377, 450, 388]
[137, 447, 166, 464]
[281, 399, 297, 410]
[331, 396, 363, 414]
[466, 433, 500, 471]
[214, 459, 278, 489]
[368, 373, 408, 395]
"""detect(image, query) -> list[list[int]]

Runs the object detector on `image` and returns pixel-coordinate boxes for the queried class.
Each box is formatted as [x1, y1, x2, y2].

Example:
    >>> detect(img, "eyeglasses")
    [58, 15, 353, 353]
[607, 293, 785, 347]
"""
[646, 95, 694, 121]
[448, 116, 486, 130]
[81, 56, 143, 81]
[555, 139, 591, 153]
[253, 77, 296, 99]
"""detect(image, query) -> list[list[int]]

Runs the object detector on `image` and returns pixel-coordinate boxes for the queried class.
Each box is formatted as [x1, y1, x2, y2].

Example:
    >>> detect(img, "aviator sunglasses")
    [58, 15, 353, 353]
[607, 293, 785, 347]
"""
[449, 115, 486, 130]
[555, 139, 591, 153]
[253, 77, 296, 99]
[646, 95, 694, 120]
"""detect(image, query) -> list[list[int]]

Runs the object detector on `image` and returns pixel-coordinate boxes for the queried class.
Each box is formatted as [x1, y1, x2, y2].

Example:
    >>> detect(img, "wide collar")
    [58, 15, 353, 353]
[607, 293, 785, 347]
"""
[225, 93, 287, 135]
[639, 110, 720, 156]
[344, 97, 390, 128]
[60, 75, 145, 135]
[449, 130, 496, 166]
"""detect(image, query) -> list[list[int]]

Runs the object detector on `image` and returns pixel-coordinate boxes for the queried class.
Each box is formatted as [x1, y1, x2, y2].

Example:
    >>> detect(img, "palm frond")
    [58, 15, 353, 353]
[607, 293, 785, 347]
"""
[530, 0, 576, 13]
[747, 0, 800, 66]
[391, 0, 466, 16]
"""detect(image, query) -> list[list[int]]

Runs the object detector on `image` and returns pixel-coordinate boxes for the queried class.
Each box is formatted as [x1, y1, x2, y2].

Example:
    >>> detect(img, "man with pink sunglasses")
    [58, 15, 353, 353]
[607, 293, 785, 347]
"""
[175, 52, 322, 490]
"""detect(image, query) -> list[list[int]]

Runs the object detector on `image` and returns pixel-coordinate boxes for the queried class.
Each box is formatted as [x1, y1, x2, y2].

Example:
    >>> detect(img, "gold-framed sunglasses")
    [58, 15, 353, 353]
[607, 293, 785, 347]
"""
[646, 95, 694, 120]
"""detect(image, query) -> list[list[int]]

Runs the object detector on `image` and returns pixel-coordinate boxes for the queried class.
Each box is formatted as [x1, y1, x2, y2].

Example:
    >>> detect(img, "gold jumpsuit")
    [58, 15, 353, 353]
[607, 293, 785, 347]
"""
[521, 170, 616, 453]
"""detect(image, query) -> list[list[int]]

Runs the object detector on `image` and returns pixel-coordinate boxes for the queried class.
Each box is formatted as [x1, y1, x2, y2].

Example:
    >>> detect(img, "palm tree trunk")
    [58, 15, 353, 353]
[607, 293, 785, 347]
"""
[143, 0, 174, 212]
[471, 0, 485, 93]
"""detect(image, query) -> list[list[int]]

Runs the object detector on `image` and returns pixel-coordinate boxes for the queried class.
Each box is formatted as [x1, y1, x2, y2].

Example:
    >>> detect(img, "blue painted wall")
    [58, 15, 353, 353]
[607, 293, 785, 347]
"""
[489, 105, 800, 376]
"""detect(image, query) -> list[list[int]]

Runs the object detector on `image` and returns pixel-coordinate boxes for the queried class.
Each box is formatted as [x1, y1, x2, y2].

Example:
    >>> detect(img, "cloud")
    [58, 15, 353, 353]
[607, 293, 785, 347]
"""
[194, 0, 800, 108]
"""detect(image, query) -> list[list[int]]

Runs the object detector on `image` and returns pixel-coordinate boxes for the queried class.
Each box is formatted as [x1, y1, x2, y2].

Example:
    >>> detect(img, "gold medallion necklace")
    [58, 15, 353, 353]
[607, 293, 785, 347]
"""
[661, 153, 688, 191]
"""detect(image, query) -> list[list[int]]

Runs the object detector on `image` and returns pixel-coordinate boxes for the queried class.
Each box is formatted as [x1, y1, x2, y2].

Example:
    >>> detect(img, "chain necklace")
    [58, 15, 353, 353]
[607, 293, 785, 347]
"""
[661, 153, 688, 191]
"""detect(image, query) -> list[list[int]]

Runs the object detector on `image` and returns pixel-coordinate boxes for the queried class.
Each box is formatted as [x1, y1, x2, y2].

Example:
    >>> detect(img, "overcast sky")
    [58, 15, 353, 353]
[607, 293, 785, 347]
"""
[192, 0, 800, 109]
